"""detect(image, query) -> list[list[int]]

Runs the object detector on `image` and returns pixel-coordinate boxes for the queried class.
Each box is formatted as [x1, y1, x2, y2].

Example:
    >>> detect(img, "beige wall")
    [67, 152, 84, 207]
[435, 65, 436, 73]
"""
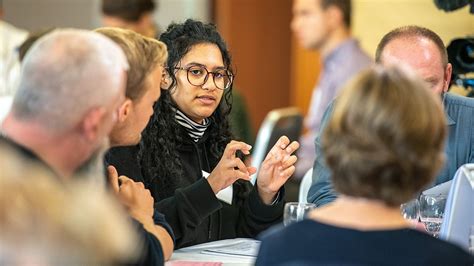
[291, 0, 474, 114]
[352, 0, 474, 57]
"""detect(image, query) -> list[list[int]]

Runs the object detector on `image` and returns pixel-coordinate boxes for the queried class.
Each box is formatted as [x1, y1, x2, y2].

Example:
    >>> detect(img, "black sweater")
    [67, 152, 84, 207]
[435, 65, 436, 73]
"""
[256, 219, 474, 265]
[106, 129, 285, 249]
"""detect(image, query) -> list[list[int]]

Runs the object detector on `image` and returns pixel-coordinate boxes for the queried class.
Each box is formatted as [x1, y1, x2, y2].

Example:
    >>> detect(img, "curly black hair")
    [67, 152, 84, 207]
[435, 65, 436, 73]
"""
[139, 19, 234, 199]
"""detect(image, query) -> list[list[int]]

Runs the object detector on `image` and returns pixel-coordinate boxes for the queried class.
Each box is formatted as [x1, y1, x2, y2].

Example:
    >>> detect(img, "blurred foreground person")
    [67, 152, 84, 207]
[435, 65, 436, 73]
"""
[0, 147, 138, 265]
[0, 29, 169, 265]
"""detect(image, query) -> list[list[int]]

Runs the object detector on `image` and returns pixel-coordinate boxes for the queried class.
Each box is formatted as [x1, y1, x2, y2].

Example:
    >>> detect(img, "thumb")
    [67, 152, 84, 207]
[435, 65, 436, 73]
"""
[107, 165, 120, 193]
[247, 166, 257, 175]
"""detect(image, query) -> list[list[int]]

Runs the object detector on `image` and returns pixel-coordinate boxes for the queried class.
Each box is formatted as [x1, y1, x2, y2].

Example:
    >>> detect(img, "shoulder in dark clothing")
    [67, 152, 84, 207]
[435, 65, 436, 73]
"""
[256, 219, 474, 266]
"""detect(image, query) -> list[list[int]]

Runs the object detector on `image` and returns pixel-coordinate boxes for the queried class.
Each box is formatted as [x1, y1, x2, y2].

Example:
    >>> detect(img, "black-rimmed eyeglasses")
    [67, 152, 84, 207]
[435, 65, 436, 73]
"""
[173, 65, 233, 90]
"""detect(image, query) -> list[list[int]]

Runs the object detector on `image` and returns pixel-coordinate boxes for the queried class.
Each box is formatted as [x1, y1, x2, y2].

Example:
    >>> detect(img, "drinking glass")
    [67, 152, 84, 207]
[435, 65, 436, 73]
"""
[400, 198, 419, 225]
[283, 202, 316, 226]
[419, 194, 447, 237]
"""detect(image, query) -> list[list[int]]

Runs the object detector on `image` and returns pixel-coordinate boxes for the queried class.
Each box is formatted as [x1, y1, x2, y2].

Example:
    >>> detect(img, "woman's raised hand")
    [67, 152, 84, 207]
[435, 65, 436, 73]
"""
[207, 140, 257, 194]
[257, 136, 299, 204]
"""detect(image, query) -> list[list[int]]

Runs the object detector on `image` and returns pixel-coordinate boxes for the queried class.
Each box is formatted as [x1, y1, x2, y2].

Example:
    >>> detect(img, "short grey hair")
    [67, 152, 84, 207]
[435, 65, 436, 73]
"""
[12, 29, 129, 131]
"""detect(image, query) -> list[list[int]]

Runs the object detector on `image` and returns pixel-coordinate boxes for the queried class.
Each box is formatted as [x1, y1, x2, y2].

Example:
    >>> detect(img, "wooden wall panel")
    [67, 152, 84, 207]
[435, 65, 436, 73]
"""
[289, 36, 320, 130]
[214, 0, 293, 132]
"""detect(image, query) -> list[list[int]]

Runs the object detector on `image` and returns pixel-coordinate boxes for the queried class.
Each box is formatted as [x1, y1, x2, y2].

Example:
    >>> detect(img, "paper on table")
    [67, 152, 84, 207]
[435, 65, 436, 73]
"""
[168, 261, 222, 266]
[200, 239, 261, 258]
[203, 170, 233, 205]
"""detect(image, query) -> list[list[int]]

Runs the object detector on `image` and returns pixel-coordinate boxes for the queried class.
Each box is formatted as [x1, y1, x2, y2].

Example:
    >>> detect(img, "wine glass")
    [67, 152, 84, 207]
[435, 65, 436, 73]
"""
[400, 198, 419, 226]
[283, 202, 316, 226]
[419, 194, 447, 237]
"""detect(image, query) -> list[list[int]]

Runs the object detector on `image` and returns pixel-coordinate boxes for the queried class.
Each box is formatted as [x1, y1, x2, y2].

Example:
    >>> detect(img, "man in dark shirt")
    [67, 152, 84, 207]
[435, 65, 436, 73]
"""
[95, 27, 174, 259]
[0, 29, 170, 265]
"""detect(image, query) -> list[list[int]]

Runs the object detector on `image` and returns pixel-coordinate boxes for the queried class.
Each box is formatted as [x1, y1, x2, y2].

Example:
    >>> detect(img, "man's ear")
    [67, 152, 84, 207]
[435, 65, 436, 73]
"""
[117, 98, 133, 123]
[161, 70, 171, 90]
[443, 63, 453, 93]
[80, 107, 107, 142]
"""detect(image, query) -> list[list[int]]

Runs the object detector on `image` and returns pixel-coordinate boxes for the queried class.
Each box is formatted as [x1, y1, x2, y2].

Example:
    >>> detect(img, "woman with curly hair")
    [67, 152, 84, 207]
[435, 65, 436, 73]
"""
[107, 19, 299, 248]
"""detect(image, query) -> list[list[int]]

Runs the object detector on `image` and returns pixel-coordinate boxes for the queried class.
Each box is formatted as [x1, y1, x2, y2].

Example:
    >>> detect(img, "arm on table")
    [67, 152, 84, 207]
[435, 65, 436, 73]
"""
[307, 100, 339, 207]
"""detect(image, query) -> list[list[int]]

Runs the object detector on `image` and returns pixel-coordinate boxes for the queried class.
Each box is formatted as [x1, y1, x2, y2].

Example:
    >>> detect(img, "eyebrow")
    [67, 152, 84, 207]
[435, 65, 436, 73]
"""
[424, 77, 439, 83]
[184, 62, 227, 70]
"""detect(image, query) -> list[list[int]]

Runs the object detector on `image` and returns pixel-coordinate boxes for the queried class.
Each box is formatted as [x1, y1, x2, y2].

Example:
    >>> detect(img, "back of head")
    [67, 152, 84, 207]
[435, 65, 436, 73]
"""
[12, 29, 129, 131]
[321, 0, 352, 28]
[102, 0, 155, 22]
[323, 66, 446, 206]
[18, 28, 56, 62]
[375, 25, 448, 67]
[95, 27, 167, 100]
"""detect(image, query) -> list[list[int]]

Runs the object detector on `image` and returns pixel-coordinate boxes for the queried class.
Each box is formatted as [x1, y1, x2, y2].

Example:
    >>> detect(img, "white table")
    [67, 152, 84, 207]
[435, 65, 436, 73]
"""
[166, 238, 259, 266]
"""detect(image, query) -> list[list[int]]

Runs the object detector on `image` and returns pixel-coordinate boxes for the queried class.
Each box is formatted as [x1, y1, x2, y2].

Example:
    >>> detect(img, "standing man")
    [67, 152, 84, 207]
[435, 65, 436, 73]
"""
[101, 0, 159, 38]
[308, 25, 474, 206]
[291, 0, 372, 177]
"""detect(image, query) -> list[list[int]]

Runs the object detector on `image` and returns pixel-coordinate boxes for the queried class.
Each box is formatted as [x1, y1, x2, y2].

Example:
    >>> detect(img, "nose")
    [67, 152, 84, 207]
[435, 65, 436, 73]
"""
[201, 73, 217, 91]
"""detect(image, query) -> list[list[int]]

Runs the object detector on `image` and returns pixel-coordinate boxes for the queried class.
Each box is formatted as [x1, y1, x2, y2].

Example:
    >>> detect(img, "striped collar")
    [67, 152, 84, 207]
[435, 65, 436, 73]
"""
[174, 108, 210, 142]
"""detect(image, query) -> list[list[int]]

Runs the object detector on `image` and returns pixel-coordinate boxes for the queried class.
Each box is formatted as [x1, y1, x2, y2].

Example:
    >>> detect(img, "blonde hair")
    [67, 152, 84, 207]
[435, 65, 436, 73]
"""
[95, 27, 167, 100]
[0, 145, 139, 265]
[323, 66, 446, 206]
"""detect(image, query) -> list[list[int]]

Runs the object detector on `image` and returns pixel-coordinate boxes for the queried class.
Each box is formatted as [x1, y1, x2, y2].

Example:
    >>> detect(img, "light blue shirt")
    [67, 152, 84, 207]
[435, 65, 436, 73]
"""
[308, 92, 474, 206]
[296, 38, 372, 177]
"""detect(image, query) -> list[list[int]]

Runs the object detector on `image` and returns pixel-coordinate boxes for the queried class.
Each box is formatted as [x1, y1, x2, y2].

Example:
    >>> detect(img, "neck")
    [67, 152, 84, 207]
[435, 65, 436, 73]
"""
[2, 115, 85, 179]
[320, 27, 351, 58]
[310, 195, 409, 230]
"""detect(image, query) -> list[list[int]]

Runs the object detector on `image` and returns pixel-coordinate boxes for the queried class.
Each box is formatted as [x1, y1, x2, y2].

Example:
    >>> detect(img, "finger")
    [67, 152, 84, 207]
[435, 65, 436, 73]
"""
[247, 166, 257, 175]
[279, 165, 296, 180]
[107, 165, 120, 193]
[136, 181, 145, 189]
[230, 158, 248, 174]
[264, 136, 290, 162]
[232, 169, 251, 182]
[261, 151, 279, 170]
[224, 141, 252, 159]
[284, 141, 300, 155]
[274, 136, 290, 150]
[144, 188, 153, 198]
[118, 175, 134, 189]
[280, 155, 298, 169]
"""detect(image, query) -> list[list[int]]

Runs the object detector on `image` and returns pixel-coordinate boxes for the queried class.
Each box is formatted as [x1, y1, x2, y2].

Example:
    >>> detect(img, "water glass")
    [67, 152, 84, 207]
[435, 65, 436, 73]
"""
[283, 202, 316, 226]
[419, 194, 447, 237]
[400, 198, 419, 225]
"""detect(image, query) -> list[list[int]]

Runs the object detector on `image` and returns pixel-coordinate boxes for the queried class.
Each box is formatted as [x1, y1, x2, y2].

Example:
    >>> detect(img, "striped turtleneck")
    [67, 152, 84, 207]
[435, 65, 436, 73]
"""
[175, 108, 210, 142]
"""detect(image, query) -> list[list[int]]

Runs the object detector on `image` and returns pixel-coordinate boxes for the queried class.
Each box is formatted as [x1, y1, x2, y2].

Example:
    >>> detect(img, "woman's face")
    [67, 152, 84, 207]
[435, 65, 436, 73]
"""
[170, 43, 226, 124]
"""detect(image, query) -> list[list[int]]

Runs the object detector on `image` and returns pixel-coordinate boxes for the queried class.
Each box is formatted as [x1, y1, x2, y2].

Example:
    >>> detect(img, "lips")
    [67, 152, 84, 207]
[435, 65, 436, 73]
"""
[196, 95, 216, 105]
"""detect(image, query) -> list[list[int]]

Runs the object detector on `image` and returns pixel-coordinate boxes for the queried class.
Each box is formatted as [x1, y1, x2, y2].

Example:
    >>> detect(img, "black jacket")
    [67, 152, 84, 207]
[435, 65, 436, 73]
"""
[107, 129, 285, 249]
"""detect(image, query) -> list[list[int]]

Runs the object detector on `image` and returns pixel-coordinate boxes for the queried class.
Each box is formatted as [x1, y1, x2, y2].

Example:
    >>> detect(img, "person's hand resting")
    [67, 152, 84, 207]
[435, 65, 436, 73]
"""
[107, 165, 174, 260]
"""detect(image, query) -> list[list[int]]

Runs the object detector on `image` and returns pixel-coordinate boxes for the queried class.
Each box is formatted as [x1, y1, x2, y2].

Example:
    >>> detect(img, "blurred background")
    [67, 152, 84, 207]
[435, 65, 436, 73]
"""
[2, 0, 473, 134]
